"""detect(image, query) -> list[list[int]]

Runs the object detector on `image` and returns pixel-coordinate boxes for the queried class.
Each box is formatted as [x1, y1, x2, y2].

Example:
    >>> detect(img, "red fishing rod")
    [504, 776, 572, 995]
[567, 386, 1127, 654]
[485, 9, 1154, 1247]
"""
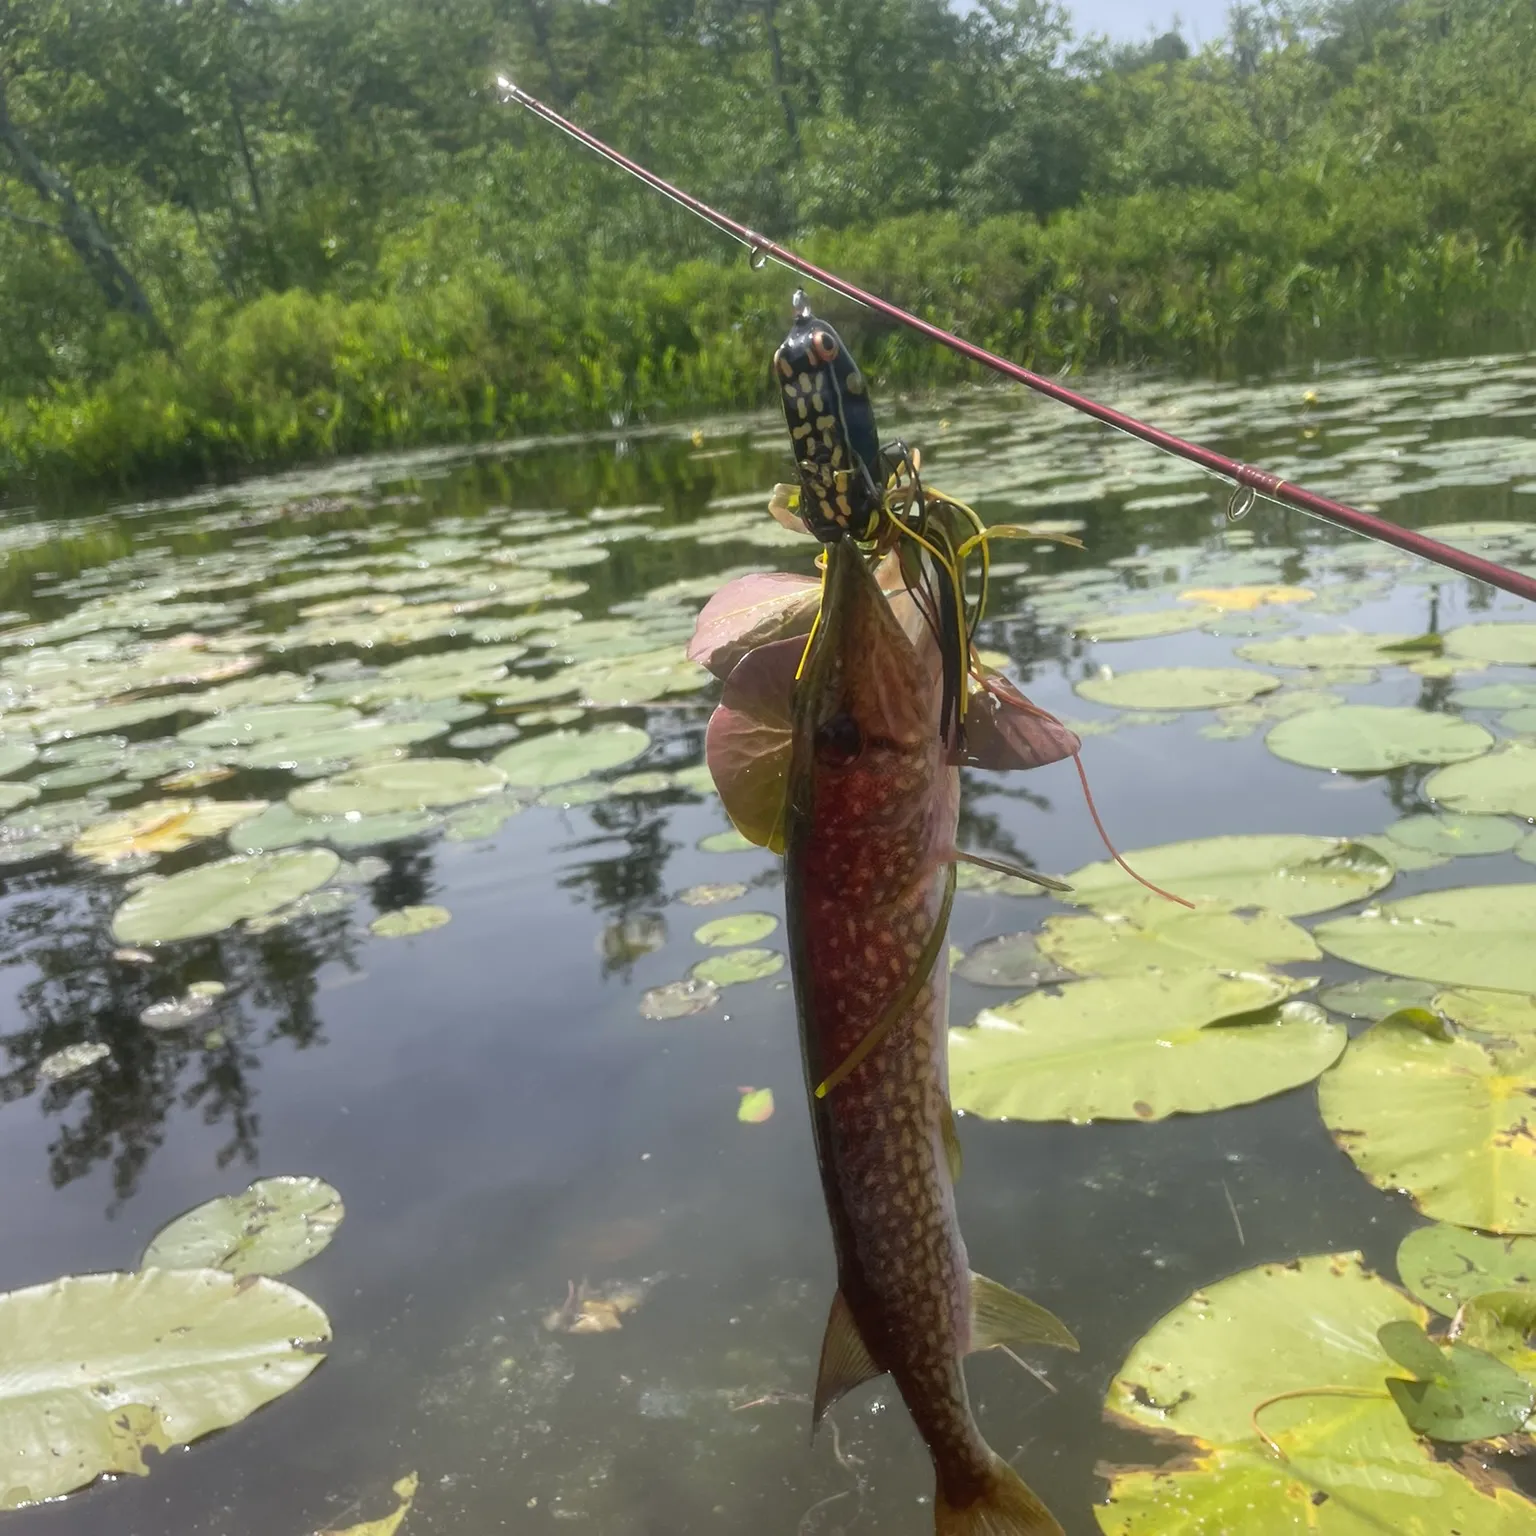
[498, 77, 1536, 605]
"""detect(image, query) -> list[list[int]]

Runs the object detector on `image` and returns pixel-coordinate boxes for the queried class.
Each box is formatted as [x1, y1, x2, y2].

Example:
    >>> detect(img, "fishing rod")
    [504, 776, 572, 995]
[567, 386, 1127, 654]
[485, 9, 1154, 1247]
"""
[497, 77, 1536, 605]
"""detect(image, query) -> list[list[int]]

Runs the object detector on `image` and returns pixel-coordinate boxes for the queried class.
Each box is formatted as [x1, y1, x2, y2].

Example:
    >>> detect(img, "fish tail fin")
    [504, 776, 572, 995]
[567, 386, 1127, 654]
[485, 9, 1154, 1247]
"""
[934, 1452, 1064, 1536]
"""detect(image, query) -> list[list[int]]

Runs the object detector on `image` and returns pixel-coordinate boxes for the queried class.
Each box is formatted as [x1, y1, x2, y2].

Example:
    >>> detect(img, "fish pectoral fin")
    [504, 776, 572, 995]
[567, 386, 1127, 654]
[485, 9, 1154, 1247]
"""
[813, 1290, 884, 1429]
[941, 1097, 963, 1183]
[969, 1273, 1079, 1355]
[950, 849, 1072, 894]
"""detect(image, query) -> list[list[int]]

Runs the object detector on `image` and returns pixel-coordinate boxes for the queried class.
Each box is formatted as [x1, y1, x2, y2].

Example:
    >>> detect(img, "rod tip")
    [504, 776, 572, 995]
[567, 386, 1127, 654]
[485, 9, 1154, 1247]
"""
[495, 74, 521, 102]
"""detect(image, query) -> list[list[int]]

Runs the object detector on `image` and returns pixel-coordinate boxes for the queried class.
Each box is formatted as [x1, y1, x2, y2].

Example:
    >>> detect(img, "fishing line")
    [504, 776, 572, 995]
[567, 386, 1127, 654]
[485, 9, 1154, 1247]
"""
[497, 79, 1536, 605]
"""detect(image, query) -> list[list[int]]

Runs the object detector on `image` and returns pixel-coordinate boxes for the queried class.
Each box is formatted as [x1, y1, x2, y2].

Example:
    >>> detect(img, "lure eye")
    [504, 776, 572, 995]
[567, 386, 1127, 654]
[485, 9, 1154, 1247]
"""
[815, 711, 863, 767]
[811, 330, 839, 363]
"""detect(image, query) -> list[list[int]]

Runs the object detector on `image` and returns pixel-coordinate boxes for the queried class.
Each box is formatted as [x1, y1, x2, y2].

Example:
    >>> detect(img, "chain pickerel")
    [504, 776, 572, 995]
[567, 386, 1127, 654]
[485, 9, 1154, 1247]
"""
[784, 536, 1077, 1536]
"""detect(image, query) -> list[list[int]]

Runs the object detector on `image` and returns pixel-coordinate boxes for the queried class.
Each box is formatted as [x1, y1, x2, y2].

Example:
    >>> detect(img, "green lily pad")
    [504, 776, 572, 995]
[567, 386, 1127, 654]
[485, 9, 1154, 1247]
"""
[1446, 623, 1536, 665]
[1038, 901, 1319, 976]
[442, 798, 522, 842]
[244, 887, 356, 933]
[690, 948, 784, 986]
[1354, 833, 1448, 873]
[447, 723, 520, 749]
[0, 741, 38, 777]
[1458, 1292, 1536, 1388]
[638, 978, 721, 1019]
[1316, 885, 1536, 994]
[1384, 813, 1523, 857]
[1427, 743, 1536, 818]
[1074, 667, 1280, 711]
[1458, 682, 1536, 711]
[1065, 835, 1394, 918]
[1397, 1225, 1536, 1316]
[1265, 706, 1492, 772]
[1377, 1318, 1533, 1441]
[1236, 631, 1413, 669]
[178, 703, 355, 748]
[1319, 1009, 1536, 1232]
[1503, 707, 1536, 734]
[953, 933, 1075, 988]
[699, 828, 755, 854]
[289, 758, 505, 817]
[491, 725, 650, 788]
[693, 913, 778, 947]
[0, 783, 39, 812]
[240, 717, 445, 771]
[677, 882, 748, 907]
[950, 971, 1334, 1122]
[1319, 977, 1441, 1020]
[141, 1176, 344, 1279]
[370, 905, 451, 937]
[1071, 608, 1219, 642]
[0, 1269, 329, 1509]
[111, 849, 340, 944]
[536, 781, 609, 809]
[1097, 1253, 1536, 1536]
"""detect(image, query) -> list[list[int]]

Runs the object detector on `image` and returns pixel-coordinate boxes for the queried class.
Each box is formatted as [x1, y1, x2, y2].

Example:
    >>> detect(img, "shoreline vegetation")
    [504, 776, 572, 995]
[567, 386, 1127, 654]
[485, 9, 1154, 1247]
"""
[1, 0, 1532, 497]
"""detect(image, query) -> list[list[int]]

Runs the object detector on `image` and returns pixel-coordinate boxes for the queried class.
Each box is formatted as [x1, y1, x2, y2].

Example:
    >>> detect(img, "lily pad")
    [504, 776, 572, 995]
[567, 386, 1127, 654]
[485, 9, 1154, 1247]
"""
[1446, 623, 1536, 665]
[139, 993, 217, 1031]
[1265, 706, 1492, 772]
[736, 1087, 775, 1124]
[0, 1268, 329, 1509]
[693, 913, 778, 947]
[1316, 885, 1536, 994]
[1384, 813, 1524, 858]
[1457, 682, 1536, 711]
[950, 971, 1335, 1122]
[1097, 1253, 1536, 1536]
[325, 1472, 419, 1536]
[491, 725, 650, 788]
[141, 1176, 343, 1279]
[370, 905, 451, 937]
[638, 978, 721, 1019]
[1319, 1008, 1536, 1232]
[690, 948, 784, 986]
[1074, 667, 1280, 711]
[0, 741, 38, 777]
[1397, 1225, 1536, 1316]
[1178, 584, 1314, 611]
[1038, 902, 1319, 976]
[290, 758, 504, 817]
[74, 799, 268, 868]
[111, 849, 340, 944]
[1070, 609, 1218, 642]
[677, 882, 748, 907]
[1065, 834, 1394, 917]
[954, 933, 1075, 988]
[1319, 977, 1441, 1020]
[1427, 743, 1536, 817]
[699, 828, 755, 854]
[37, 1041, 110, 1081]
[1377, 1318, 1533, 1441]
[1236, 631, 1413, 669]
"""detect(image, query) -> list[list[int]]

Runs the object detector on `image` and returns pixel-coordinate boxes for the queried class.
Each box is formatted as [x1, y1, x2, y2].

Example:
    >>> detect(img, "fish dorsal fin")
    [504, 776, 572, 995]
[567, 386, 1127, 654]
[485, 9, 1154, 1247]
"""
[813, 1290, 884, 1429]
[969, 1273, 1079, 1355]
[941, 1097, 963, 1184]
[952, 850, 1071, 894]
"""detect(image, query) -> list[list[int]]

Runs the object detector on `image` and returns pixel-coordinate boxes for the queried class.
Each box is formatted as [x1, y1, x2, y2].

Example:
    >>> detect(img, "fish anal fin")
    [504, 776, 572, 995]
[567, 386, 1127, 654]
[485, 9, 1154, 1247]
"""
[941, 1098, 963, 1183]
[812, 1290, 884, 1430]
[935, 1451, 1064, 1536]
[969, 1272, 1078, 1355]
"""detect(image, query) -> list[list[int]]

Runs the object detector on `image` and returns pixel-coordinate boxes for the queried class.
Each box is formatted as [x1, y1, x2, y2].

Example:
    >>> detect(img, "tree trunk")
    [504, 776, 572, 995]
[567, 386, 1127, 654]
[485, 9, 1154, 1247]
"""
[0, 76, 172, 349]
[761, 0, 800, 159]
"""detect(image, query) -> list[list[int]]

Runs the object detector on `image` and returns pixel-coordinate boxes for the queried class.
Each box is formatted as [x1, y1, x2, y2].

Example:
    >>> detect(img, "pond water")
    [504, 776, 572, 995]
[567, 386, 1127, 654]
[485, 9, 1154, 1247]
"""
[4, 350, 1536, 1535]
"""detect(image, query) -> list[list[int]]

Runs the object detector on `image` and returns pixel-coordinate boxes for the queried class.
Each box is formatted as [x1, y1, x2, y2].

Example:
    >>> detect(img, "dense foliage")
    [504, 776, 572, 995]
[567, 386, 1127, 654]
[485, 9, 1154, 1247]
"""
[0, 0, 1533, 489]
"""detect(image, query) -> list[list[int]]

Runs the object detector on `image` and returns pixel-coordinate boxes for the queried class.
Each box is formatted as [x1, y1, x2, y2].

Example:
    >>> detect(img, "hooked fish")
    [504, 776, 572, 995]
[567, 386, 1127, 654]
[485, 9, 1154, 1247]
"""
[783, 536, 1077, 1536]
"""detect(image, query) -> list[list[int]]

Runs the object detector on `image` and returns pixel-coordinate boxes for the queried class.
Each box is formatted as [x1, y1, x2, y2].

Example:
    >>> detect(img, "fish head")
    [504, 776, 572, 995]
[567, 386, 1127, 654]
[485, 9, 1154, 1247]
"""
[790, 537, 944, 849]
[772, 301, 884, 542]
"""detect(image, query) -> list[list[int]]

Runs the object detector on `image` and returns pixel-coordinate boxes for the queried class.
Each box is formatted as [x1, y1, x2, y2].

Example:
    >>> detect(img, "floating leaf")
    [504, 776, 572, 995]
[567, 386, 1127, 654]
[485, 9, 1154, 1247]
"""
[677, 882, 748, 907]
[370, 905, 451, 937]
[1074, 666, 1280, 711]
[74, 798, 268, 868]
[1384, 813, 1524, 858]
[1316, 885, 1536, 993]
[1397, 1225, 1536, 1316]
[321, 1472, 419, 1536]
[1458, 682, 1536, 711]
[442, 798, 522, 842]
[1319, 977, 1441, 1020]
[0, 783, 38, 812]
[1427, 743, 1536, 818]
[693, 913, 778, 947]
[953, 933, 1074, 988]
[1265, 706, 1492, 772]
[1319, 1009, 1536, 1232]
[1458, 1292, 1536, 1390]
[950, 971, 1333, 1122]
[290, 759, 504, 817]
[1038, 902, 1319, 976]
[1065, 834, 1394, 918]
[1070, 609, 1218, 642]
[699, 828, 755, 854]
[112, 849, 340, 944]
[139, 993, 217, 1031]
[1377, 1318, 1533, 1441]
[141, 1176, 343, 1279]
[691, 948, 784, 986]
[0, 741, 38, 777]
[0, 1269, 328, 1509]
[1236, 631, 1413, 669]
[1446, 623, 1536, 666]
[37, 1041, 109, 1081]
[638, 978, 721, 1019]
[1178, 584, 1314, 611]
[1098, 1253, 1536, 1536]
[491, 725, 650, 788]
[736, 1087, 775, 1124]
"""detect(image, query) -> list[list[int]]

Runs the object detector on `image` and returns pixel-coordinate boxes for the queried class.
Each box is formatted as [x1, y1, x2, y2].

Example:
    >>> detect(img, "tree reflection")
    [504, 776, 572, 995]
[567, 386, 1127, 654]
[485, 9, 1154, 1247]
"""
[0, 866, 364, 1207]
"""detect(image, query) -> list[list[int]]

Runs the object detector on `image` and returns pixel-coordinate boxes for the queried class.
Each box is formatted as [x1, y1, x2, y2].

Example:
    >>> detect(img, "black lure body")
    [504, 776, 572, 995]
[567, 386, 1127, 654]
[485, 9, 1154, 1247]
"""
[772, 296, 886, 542]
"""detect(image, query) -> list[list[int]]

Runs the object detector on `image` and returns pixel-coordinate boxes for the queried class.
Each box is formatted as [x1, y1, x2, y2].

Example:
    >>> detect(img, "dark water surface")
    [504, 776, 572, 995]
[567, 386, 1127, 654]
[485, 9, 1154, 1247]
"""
[4, 352, 1536, 1535]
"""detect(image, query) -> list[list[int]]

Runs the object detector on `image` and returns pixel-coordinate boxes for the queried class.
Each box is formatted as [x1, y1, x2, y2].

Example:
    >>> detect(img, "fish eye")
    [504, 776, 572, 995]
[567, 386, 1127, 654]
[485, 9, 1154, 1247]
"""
[811, 330, 839, 363]
[815, 711, 863, 767]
